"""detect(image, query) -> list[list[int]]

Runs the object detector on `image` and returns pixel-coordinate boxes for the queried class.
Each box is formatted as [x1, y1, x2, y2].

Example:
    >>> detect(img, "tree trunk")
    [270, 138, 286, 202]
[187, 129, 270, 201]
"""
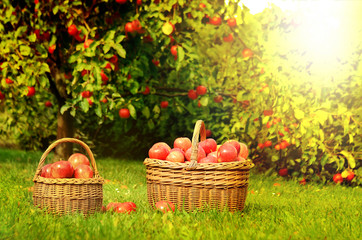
[55, 109, 74, 160]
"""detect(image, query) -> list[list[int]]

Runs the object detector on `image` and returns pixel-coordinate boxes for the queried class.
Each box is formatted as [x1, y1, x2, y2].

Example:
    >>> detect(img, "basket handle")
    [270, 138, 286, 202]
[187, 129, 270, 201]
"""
[186, 120, 206, 170]
[33, 138, 100, 181]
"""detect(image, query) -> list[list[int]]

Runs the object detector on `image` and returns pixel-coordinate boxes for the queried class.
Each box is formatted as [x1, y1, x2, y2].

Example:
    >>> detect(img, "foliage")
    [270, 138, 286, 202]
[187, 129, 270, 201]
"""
[0, 0, 360, 183]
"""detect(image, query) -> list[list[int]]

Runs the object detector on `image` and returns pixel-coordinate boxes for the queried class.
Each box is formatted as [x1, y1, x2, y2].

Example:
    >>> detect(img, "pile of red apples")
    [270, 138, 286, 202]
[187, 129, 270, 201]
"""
[40, 153, 93, 179]
[148, 137, 249, 163]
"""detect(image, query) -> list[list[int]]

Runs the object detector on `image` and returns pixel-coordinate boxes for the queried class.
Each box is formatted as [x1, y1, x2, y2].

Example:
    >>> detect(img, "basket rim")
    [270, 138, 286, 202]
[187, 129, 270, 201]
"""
[33, 175, 104, 184]
[143, 158, 254, 170]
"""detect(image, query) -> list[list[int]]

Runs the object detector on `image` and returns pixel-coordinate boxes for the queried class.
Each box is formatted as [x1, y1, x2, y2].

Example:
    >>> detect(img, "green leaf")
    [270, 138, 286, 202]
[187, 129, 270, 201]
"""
[80, 99, 89, 113]
[178, 46, 185, 62]
[113, 44, 126, 58]
[294, 109, 305, 120]
[104, 30, 116, 41]
[315, 110, 329, 125]
[103, 43, 111, 54]
[19, 45, 31, 56]
[340, 150, 356, 168]
[142, 106, 150, 119]
[95, 104, 102, 117]
[128, 104, 137, 119]
[115, 35, 125, 44]
[60, 104, 71, 115]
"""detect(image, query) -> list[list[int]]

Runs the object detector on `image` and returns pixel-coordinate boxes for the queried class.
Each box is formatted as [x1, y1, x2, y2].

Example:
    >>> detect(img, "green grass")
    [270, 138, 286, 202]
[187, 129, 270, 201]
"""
[0, 148, 361, 240]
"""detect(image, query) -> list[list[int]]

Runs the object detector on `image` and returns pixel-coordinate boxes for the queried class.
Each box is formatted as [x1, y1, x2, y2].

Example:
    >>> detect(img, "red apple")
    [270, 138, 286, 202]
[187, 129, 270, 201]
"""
[125, 22, 133, 33]
[209, 16, 222, 25]
[199, 138, 217, 154]
[160, 101, 169, 108]
[214, 95, 223, 103]
[81, 90, 92, 98]
[235, 156, 246, 162]
[27, 86, 36, 97]
[346, 171, 355, 182]
[227, 18, 237, 27]
[207, 151, 218, 161]
[155, 200, 175, 213]
[48, 44, 56, 54]
[136, 0, 142, 5]
[0, 91, 4, 100]
[116, 0, 127, 4]
[109, 55, 118, 64]
[170, 148, 184, 155]
[68, 24, 78, 36]
[124, 202, 137, 210]
[170, 45, 178, 57]
[333, 173, 343, 183]
[87, 98, 93, 106]
[100, 98, 108, 103]
[68, 153, 90, 169]
[280, 140, 290, 149]
[106, 202, 119, 211]
[196, 85, 207, 96]
[217, 143, 237, 162]
[199, 156, 218, 163]
[225, 140, 240, 154]
[40, 163, 53, 178]
[188, 89, 198, 100]
[114, 202, 136, 214]
[74, 164, 93, 178]
[84, 39, 94, 49]
[223, 33, 233, 42]
[119, 108, 130, 119]
[239, 142, 249, 159]
[242, 48, 253, 58]
[166, 150, 185, 163]
[5, 78, 14, 84]
[142, 86, 150, 95]
[131, 20, 143, 33]
[264, 140, 272, 148]
[278, 168, 288, 177]
[100, 70, 108, 82]
[51, 161, 74, 178]
[44, 101, 53, 107]
[173, 137, 192, 152]
[258, 143, 264, 149]
[152, 59, 159, 66]
[152, 142, 172, 152]
[274, 144, 281, 151]
[185, 146, 206, 162]
[206, 129, 212, 137]
[149, 146, 170, 160]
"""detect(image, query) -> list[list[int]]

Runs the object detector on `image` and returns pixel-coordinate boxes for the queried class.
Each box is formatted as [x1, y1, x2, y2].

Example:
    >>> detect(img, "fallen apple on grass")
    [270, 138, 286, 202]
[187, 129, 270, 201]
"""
[155, 200, 175, 213]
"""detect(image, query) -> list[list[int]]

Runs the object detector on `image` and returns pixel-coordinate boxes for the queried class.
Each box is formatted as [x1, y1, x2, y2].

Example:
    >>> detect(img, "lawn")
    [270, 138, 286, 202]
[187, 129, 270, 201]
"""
[0, 148, 360, 240]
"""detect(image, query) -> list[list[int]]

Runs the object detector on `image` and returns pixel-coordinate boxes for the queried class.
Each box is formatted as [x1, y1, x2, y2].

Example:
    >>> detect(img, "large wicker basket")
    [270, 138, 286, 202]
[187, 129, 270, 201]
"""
[144, 120, 254, 212]
[32, 138, 104, 215]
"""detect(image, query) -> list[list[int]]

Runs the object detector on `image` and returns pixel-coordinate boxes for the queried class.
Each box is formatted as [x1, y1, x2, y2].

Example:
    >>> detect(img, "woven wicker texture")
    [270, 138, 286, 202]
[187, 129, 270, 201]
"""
[144, 120, 254, 212]
[32, 138, 104, 215]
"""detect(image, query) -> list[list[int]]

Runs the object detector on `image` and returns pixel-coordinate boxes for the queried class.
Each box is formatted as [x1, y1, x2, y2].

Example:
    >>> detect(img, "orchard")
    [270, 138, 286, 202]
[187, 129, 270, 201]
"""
[0, 0, 361, 185]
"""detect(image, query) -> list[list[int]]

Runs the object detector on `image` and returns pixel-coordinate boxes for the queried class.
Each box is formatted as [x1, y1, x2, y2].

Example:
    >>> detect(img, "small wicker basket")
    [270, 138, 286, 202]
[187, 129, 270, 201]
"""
[144, 120, 254, 212]
[32, 138, 104, 215]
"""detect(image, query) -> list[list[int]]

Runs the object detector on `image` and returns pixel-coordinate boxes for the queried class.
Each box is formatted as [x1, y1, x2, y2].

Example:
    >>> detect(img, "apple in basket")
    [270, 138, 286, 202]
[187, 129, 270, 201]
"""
[74, 164, 93, 178]
[199, 156, 218, 163]
[156, 200, 175, 213]
[40, 163, 53, 178]
[199, 138, 217, 154]
[166, 150, 185, 163]
[148, 142, 171, 160]
[239, 142, 249, 159]
[185, 146, 206, 162]
[217, 143, 238, 162]
[173, 137, 192, 152]
[50, 161, 74, 178]
[68, 153, 90, 169]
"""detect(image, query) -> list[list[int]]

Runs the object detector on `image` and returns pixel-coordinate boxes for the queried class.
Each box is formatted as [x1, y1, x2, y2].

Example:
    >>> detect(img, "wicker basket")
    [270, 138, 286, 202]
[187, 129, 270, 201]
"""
[144, 120, 254, 212]
[32, 138, 104, 215]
